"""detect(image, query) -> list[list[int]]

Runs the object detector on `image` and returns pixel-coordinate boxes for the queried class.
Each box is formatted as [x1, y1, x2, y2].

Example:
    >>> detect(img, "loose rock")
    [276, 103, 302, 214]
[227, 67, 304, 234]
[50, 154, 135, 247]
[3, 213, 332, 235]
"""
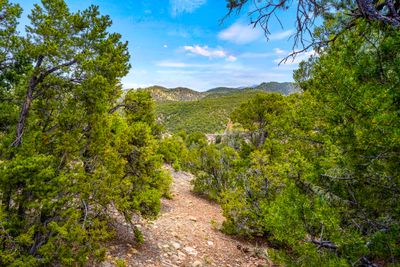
[170, 241, 181, 250]
[191, 260, 203, 267]
[184, 246, 198, 256]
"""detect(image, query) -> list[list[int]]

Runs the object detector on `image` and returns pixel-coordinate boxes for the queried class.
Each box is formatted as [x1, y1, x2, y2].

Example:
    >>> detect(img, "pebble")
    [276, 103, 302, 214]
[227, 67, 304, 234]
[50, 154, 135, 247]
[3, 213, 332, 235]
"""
[207, 241, 214, 246]
[189, 216, 197, 222]
[191, 260, 203, 267]
[184, 246, 198, 256]
[170, 241, 181, 250]
[178, 251, 187, 259]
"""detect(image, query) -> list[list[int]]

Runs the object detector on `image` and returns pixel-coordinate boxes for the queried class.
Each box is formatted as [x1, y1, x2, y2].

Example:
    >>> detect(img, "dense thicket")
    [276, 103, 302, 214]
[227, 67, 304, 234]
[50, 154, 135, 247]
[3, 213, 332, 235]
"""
[183, 21, 400, 266]
[0, 1, 170, 265]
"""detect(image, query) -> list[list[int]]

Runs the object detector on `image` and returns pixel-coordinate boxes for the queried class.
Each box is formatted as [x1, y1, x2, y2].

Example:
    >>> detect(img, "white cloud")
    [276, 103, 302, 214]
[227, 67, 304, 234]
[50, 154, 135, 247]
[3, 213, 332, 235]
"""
[269, 29, 294, 40]
[170, 0, 206, 17]
[183, 45, 226, 58]
[274, 48, 286, 55]
[226, 55, 237, 62]
[182, 45, 236, 61]
[218, 22, 263, 44]
[163, 44, 168, 48]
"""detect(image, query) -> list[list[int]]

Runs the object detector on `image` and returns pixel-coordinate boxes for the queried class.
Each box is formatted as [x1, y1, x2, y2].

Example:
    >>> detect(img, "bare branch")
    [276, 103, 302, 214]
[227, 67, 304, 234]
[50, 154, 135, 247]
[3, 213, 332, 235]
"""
[11, 57, 78, 147]
[225, 0, 400, 60]
[108, 104, 125, 114]
[311, 239, 338, 249]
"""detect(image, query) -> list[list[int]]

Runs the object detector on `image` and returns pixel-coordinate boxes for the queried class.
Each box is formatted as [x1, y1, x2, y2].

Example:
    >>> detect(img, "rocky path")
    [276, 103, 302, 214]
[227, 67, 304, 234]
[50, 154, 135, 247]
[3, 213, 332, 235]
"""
[104, 166, 271, 267]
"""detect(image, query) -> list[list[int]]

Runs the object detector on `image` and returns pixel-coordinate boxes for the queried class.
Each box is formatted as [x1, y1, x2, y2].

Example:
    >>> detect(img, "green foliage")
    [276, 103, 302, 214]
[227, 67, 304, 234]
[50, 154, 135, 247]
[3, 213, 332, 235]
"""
[191, 145, 240, 200]
[158, 135, 188, 170]
[186, 21, 400, 266]
[231, 93, 286, 147]
[156, 90, 270, 133]
[0, 1, 169, 265]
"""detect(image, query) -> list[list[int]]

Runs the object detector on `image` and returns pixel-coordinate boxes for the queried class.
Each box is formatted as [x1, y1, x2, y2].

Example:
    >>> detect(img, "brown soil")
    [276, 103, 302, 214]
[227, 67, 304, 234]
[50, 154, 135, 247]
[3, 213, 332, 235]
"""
[102, 166, 272, 267]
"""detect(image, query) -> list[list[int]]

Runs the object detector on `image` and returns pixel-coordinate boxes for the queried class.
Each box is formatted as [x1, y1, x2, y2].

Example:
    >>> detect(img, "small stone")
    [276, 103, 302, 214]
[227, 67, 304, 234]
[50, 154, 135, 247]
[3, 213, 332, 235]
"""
[207, 241, 214, 246]
[170, 241, 181, 250]
[191, 260, 203, 267]
[178, 251, 187, 259]
[184, 246, 198, 256]
[189, 216, 197, 222]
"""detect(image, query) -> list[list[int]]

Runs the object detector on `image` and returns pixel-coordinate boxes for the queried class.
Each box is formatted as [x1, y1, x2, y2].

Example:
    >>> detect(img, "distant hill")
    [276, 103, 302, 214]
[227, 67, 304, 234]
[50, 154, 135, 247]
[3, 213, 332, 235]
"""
[137, 82, 296, 103]
[205, 87, 238, 95]
[139, 85, 204, 102]
[205, 82, 296, 96]
[135, 82, 298, 133]
[254, 82, 297, 95]
[156, 89, 269, 134]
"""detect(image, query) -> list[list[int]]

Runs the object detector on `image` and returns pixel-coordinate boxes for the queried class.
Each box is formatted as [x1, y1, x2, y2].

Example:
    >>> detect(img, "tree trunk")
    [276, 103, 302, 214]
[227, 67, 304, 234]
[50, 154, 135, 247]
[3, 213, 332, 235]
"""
[10, 77, 36, 147]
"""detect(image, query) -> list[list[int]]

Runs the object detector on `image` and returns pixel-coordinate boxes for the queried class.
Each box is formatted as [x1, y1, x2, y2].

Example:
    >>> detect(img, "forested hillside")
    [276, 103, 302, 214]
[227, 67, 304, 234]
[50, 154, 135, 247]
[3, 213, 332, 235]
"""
[137, 81, 294, 102]
[139, 86, 204, 102]
[146, 82, 296, 134]
[156, 90, 268, 133]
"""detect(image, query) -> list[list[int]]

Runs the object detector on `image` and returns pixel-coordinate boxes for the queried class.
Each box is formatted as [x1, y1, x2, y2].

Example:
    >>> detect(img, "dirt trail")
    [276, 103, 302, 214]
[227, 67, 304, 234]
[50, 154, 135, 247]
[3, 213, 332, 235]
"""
[104, 166, 271, 267]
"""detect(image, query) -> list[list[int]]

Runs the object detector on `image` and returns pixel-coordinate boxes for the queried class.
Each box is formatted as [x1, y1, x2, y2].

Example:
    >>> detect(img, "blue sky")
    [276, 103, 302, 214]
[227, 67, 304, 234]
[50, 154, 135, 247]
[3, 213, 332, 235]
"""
[13, 0, 311, 91]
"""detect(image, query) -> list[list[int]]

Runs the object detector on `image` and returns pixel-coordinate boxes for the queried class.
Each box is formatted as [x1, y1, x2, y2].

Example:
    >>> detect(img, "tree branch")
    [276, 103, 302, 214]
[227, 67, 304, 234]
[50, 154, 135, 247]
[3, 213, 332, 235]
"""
[311, 239, 338, 249]
[11, 57, 77, 147]
[108, 104, 125, 114]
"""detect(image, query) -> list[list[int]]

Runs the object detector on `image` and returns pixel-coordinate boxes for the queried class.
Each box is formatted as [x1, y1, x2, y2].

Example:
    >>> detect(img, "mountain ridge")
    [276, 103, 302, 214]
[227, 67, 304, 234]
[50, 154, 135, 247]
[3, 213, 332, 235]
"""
[135, 82, 297, 102]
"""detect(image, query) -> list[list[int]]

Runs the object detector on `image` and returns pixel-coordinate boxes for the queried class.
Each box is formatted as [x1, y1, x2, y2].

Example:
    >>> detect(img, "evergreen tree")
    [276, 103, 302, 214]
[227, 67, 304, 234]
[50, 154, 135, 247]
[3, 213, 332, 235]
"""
[0, 1, 169, 265]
